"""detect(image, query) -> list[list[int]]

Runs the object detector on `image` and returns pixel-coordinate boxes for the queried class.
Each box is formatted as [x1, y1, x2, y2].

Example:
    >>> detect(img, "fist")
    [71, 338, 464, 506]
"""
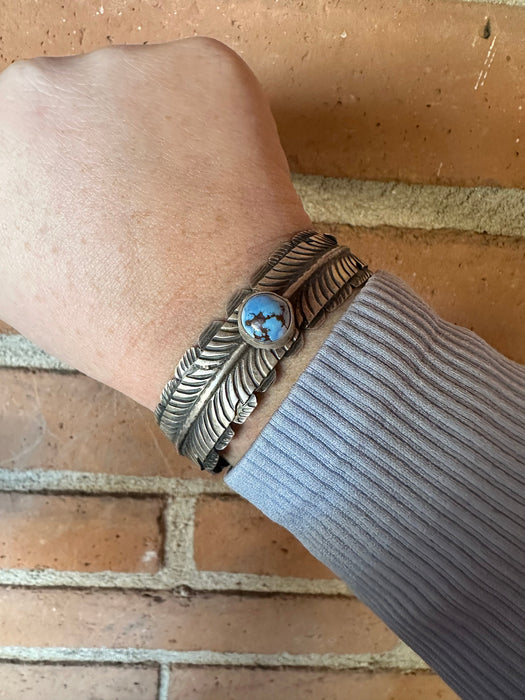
[0, 38, 311, 408]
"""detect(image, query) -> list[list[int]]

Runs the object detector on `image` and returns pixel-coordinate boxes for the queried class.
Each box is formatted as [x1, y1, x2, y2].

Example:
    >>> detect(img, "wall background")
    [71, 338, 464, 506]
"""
[1, 0, 524, 698]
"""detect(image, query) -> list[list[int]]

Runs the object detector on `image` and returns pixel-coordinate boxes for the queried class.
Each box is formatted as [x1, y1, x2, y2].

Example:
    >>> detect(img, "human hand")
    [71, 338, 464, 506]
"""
[0, 38, 348, 464]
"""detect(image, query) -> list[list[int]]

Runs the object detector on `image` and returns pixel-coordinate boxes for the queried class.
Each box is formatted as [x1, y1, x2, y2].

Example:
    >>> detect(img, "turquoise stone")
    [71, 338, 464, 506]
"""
[239, 292, 294, 347]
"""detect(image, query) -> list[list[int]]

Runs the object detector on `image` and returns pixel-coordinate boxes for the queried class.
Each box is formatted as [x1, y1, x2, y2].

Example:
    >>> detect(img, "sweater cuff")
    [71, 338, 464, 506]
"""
[224, 270, 525, 700]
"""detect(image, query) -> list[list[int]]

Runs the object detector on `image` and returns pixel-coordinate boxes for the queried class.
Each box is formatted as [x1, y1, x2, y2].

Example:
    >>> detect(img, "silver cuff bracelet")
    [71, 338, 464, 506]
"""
[155, 229, 371, 473]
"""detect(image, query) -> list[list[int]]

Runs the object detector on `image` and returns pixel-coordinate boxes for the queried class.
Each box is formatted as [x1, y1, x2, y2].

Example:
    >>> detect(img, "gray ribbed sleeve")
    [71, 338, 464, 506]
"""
[224, 271, 525, 700]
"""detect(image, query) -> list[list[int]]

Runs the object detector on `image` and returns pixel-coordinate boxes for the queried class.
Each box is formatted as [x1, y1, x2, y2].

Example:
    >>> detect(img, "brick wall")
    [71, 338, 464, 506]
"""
[1, 0, 524, 698]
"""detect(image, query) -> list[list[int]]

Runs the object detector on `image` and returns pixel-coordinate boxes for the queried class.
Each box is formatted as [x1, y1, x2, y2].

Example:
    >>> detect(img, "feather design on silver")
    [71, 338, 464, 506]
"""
[248, 229, 316, 285]
[154, 345, 201, 426]
[252, 231, 338, 292]
[180, 338, 292, 472]
[233, 394, 258, 425]
[325, 266, 372, 314]
[291, 248, 372, 330]
[155, 229, 371, 472]
[156, 315, 242, 446]
[156, 231, 335, 449]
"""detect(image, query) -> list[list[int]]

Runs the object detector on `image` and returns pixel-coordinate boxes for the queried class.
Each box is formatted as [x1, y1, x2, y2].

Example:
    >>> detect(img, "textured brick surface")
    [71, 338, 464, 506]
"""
[0, 589, 397, 654]
[0, 370, 206, 478]
[194, 495, 336, 579]
[1, 0, 525, 187]
[168, 667, 460, 700]
[0, 1, 520, 694]
[0, 494, 163, 573]
[0, 663, 158, 700]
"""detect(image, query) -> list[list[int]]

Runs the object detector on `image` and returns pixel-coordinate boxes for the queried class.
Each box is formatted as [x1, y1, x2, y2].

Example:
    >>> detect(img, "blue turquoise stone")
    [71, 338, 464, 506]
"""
[239, 292, 293, 346]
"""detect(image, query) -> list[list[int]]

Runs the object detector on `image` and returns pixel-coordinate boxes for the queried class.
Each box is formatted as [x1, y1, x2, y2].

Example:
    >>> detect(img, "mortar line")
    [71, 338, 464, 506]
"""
[162, 494, 198, 583]
[0, 570, 171, 589]
[0, 566, 353, 595]
[158, 664, 170, 700]
[290, 173, 525, 238]
[0, 468, 231, 496]
[0, 643, 428, 671]
[184, 570, 353, 596]
[0, 335, 73, 370]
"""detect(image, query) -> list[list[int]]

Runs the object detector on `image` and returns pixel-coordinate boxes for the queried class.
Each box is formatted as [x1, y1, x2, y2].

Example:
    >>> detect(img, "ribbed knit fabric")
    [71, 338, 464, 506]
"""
[224, 271, 525, 700]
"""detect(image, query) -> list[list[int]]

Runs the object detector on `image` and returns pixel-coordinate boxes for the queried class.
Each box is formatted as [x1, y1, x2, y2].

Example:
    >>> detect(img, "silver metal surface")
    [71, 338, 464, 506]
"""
[155, 230, 371, 472]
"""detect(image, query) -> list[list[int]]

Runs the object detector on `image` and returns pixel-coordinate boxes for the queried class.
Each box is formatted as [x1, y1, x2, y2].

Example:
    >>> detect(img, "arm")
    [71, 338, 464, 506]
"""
[0, 38, 321, 410]
[226, 270, 525, 700]
[1, 39, 523, 700]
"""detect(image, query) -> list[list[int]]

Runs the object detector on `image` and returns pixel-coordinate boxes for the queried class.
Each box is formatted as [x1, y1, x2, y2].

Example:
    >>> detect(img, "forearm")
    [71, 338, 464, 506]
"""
[225, 271, 525, 700]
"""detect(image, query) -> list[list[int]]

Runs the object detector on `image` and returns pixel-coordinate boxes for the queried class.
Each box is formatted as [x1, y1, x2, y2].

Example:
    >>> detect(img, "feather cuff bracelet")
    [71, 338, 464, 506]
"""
[155, 230, 371, 473]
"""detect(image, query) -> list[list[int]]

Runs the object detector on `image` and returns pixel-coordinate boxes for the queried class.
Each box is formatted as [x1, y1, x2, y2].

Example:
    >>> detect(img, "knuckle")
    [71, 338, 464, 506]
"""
[0, 55, 60, 96]
[0, 56, 69, 132]
[76, 37, 244, 78]
[156, 35, 243, 68]
[0, 58, 36, 85]
[188, 35, 244, 66]
[185, 35, 232, 55]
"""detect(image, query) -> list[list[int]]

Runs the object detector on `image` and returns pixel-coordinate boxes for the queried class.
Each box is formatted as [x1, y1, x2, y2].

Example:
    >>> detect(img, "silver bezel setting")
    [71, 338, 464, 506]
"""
[237, 292, 296, 349]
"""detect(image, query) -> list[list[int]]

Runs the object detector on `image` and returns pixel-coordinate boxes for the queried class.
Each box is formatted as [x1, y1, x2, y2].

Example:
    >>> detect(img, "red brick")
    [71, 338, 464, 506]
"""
[168, 667, 459, 700]
[0, 589, 397, 655]
[2, 1, 525, 187]
[194, 495, 336, 579]
[0, 663, 157, 700]
[0, 494, 163, 573]
[0, 370, 209, 478]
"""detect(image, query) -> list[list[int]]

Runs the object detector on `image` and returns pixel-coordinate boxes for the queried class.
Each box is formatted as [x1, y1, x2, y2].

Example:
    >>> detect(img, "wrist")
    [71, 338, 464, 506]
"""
[153, 229, 370, 471]
[116, 215, 314, 411]
[220, 293, 355, 465]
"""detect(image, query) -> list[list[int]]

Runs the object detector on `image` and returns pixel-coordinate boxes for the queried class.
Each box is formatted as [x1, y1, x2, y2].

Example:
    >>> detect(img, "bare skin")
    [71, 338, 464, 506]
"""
[0, 38, 354, 466]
